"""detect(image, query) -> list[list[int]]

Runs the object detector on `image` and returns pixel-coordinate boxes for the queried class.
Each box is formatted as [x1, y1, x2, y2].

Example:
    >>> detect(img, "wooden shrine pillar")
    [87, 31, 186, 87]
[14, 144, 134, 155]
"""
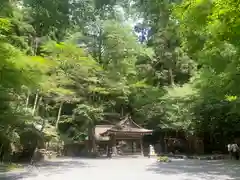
[133, 141, 136, 153]
[140, 137, 144, 156]
[110, 134, 117, 155]
[164, 132, 168, 153]
[131, 141, 134, 153]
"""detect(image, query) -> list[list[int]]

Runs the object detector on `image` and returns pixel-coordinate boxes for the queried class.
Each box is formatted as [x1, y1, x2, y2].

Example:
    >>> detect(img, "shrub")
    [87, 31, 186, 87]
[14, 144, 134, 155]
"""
[157, 156, 171, 162]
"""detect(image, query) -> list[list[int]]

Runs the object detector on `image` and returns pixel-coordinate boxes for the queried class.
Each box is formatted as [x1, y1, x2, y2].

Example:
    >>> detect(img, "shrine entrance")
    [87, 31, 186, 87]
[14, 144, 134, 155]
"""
[95, 115, 153, 156]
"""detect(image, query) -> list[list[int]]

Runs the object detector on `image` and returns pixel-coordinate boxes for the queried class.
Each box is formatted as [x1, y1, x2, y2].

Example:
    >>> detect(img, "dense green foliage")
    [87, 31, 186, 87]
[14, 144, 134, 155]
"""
[1, 0, 240, 160]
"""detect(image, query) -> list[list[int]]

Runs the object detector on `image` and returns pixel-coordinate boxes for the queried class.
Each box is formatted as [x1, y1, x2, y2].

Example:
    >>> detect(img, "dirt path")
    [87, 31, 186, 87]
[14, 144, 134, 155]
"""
[1, 157, 240, 180]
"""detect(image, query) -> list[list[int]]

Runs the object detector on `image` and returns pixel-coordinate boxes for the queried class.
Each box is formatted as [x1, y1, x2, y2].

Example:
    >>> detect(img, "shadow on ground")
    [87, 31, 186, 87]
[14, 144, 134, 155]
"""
[1, 158, 89, 180]
[146, 159, 240, 180]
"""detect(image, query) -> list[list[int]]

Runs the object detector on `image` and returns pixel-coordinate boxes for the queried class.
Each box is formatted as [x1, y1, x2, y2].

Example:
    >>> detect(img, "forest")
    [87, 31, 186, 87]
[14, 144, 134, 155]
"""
[1, 0, 240, 162]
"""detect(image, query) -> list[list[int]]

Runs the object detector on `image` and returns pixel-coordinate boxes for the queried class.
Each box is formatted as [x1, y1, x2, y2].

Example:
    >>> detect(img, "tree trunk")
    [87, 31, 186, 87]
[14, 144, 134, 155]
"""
[25, 90, 30, 108]
[168, 68, 174, 86]
[87, 125, 92, 152]
[56, 101, 63, 129]
[88, 124, 96, 153]
[92, 127, 96, 153]
[40, 101, 48, 132]
[40, 119, 46, 132]
[0, 145, 3, 162]
[32, 91, 39, 116]
[98, 28, 103, 63]
[36, 96, 42, 116]
[121, 107, 124, 116]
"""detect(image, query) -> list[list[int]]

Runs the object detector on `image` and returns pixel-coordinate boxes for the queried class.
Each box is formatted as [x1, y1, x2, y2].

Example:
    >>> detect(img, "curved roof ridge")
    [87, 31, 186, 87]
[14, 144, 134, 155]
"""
[117, 114, 145, 129]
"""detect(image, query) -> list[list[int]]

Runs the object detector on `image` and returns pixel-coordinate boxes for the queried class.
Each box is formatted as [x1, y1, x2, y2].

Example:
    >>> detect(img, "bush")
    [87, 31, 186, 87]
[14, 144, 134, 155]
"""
[6, 163, 23, 171]
[157, 156, 171, 163]
[0, 163, 23, 172]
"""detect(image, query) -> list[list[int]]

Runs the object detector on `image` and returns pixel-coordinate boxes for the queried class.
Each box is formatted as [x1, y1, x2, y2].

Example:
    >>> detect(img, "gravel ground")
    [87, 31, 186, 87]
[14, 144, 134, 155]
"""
[1, 157, 240, 180]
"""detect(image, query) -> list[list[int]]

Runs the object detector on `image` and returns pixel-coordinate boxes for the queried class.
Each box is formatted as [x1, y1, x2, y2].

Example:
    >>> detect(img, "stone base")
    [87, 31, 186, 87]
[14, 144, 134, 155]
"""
[158, 154, 226, 160]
